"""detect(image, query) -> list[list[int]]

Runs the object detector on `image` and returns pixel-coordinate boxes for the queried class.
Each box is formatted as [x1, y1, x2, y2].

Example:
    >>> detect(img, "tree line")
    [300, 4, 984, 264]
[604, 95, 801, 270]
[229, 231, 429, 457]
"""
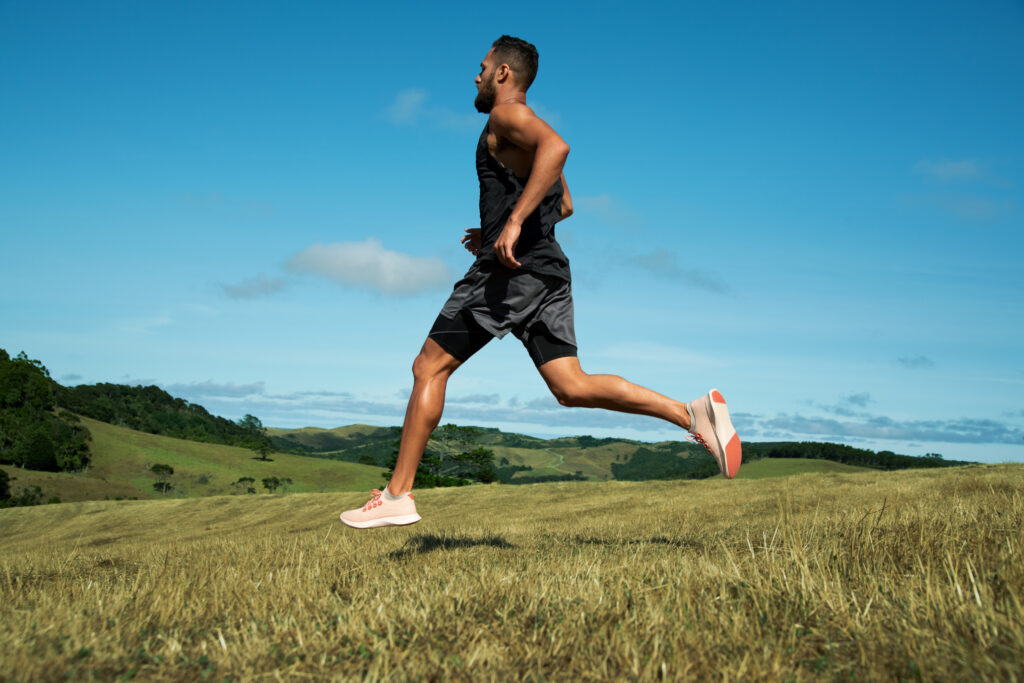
[0, 350, 91, 472]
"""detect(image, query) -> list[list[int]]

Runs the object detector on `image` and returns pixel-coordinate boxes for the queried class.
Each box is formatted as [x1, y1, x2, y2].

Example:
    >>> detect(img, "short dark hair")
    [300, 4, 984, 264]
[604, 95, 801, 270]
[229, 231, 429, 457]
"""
[491, 35, 539, 90]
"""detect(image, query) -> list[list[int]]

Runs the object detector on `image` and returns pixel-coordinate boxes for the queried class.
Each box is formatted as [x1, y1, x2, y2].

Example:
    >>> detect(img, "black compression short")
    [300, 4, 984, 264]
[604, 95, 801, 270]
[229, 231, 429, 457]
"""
[428, 310, 577, 368]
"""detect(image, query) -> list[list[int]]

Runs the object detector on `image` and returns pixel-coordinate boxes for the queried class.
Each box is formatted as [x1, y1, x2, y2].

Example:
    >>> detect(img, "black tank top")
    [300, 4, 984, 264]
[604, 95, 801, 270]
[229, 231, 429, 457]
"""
[474, 122, 571, 281]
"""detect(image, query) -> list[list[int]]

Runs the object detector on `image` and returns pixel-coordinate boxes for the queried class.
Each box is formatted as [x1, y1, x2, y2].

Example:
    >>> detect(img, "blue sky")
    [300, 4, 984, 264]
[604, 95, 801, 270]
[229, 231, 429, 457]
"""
[2, 0, 1022, 463]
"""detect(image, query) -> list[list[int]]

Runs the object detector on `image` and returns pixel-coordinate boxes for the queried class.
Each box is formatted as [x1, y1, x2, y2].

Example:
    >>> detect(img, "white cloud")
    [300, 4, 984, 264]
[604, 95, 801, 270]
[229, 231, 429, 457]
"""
[220, 274, 288, 299]
[530, 101, 562, 128]
[385, 88, 428, 125]
[385, 88, 480, 131]
[576, 194, 639, 228]
[624, 249, 728, 293]
[115, 315, 173, 335]
[899, 192, 1018, 221]
[914, 159, 982, 181]
[287, 238, 451, 296]
[162, 380, 267, 399]
[842, 392, 872, 408]
[898, 354, 935, 369]
[757, 413, 1023, 445]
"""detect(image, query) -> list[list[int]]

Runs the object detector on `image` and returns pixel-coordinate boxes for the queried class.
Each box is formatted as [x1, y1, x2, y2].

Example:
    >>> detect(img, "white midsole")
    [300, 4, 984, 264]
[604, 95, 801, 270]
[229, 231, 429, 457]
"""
[708, 390, 736, 446]
[341, 513, 422, 529]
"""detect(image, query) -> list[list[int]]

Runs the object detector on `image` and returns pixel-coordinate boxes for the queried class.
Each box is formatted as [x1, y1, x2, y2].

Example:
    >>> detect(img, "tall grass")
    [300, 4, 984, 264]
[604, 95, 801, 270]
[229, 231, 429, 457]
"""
[1, 465, 1021, 680]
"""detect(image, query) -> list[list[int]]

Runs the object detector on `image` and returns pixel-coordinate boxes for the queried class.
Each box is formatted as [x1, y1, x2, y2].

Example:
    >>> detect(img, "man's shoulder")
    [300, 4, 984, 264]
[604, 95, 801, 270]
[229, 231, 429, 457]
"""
[488, 102, 540, 131]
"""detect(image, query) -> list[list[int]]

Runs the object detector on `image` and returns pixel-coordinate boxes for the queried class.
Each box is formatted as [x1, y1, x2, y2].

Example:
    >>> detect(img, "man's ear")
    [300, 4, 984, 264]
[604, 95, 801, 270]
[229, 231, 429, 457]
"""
[495, 63, 511, 84]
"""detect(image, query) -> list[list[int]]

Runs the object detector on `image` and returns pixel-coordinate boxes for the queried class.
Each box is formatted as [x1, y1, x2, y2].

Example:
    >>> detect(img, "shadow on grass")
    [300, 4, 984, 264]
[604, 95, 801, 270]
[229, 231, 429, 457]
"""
[568, 534, 707, 550]
[389, 533, 516, 559]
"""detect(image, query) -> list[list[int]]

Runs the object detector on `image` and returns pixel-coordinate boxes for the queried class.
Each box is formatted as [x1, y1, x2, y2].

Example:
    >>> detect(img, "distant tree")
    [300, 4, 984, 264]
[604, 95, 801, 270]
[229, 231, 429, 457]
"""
[262, 476, 282, 493]
[151, 463, 174, 494]
[237, 414, 263, 432]
[383, 445, 497, 488]
[238, 414, 274, 461]
[924, 452, 944, 460]
[232, 476, 256, 494]
[254, 441, 273, 461]
[0, 468, 10, 501]
[433, 424, 481, 452]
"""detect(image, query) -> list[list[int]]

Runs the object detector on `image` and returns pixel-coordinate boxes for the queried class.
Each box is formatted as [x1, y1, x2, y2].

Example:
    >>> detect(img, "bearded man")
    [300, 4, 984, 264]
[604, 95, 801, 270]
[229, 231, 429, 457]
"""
[341, 35, 741, 528]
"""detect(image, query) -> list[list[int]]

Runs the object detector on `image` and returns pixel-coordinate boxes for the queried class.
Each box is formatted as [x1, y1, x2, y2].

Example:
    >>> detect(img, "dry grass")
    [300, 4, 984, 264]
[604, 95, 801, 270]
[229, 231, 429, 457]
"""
[1, 465, 1022, 681]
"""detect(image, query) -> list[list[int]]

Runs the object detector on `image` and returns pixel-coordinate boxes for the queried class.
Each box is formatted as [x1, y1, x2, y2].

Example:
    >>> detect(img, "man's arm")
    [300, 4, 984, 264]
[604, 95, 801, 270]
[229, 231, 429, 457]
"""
[558, 173, 573, 222]
[489, 104, 570, 267]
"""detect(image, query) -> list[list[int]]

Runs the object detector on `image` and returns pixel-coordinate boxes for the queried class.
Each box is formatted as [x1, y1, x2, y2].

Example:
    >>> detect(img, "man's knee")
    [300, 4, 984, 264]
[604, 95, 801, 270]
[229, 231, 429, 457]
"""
[412, 340, 460, 381]
[550, 377, 590, 408]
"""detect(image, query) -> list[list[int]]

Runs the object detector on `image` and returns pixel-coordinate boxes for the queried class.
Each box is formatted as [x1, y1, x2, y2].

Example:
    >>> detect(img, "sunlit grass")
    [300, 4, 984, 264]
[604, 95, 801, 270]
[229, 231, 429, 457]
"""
[1, 416, 384, 503]
[1, 465, 1021, 680]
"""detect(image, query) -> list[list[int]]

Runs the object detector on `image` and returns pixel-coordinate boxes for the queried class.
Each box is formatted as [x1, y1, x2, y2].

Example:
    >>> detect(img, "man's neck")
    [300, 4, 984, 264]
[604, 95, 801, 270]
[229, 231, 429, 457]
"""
[495, 88, 526, 107]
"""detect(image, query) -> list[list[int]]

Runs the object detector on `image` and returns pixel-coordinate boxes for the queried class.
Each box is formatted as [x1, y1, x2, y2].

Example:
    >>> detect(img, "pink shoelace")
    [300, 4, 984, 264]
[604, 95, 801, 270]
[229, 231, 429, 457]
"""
[687, 432, 712, 455]
[361, 489, 383, 512]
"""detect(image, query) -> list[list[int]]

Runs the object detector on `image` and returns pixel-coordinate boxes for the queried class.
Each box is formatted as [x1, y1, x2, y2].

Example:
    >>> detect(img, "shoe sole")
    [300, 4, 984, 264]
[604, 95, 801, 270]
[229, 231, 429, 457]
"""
[708, 389, 742, 479]
[339, 513, 422, 529]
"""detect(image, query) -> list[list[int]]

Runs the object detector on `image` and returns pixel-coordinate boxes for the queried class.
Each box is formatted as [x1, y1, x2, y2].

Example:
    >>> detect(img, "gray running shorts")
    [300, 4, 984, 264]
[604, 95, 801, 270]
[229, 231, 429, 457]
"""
[428, 262, 577, 367]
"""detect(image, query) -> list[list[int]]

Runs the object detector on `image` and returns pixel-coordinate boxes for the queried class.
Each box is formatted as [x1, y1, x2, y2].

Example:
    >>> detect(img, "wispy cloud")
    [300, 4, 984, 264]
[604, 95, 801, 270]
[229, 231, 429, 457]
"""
[167, 384, 665, 434]
[115, 315, 173, 335]
[220, 274, 288, 299]
[758, 413, 1023, 445]
[900, 192, 1018, 221]
[801, 393, 873, 418]
[576, 194, 639, 228]
[60, 373, 82, 383]
[914, 159, 982, 181]
[624, 249, 728, 293]
[162, 380, 267, 399]
[898, 354, 935, 369]
[385, 88, 479, 131]
[385, 88, 429, 125]
[448, 393, 501, 404]
[842, 392, 872, 408]
[153, 377, 1024, 448]
[287, 239, 451, 296]
[530, 101, 562, 128]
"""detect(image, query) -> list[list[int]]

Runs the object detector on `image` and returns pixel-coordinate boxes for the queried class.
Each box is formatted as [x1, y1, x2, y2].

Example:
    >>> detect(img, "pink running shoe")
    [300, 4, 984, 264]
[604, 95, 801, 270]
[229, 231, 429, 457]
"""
[339, 489, 422, 529]
[688, 389, 742, 479]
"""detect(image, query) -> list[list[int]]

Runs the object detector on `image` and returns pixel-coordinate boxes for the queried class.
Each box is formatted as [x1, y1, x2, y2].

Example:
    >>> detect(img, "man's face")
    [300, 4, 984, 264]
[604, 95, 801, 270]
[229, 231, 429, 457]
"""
[474, 50, 498, 113]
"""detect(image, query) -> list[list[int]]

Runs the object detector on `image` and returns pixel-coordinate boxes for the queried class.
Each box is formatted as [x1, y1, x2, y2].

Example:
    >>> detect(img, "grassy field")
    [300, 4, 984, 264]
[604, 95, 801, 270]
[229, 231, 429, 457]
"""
[733, 457, 870, 479]
[1, 416, 385, 503]
[1, 463, 1021, 680]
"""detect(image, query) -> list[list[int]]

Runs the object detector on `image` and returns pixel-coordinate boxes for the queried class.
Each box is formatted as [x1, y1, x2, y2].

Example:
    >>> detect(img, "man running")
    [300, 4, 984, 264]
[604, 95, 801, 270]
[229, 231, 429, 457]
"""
[340, 35, 741, 529]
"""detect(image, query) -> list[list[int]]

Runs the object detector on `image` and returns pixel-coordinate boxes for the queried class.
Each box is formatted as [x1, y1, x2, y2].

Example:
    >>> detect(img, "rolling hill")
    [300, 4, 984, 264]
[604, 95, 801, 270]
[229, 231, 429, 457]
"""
[2, 416, 386, 503]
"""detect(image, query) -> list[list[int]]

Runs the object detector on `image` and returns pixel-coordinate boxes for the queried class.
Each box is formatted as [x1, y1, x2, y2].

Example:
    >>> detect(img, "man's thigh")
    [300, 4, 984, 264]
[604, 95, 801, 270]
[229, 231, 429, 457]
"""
[521, 322, 578, 368]
[427, 309, 494, 363]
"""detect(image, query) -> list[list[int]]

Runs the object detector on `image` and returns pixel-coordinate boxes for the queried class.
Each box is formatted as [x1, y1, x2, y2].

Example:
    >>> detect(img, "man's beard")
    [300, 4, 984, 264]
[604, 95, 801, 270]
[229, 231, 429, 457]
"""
[474, 79, 496, 113]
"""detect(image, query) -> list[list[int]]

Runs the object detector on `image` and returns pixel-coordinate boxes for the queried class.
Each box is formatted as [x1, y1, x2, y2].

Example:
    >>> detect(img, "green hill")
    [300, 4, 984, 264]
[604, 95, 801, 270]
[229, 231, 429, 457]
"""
[269, 423, 963, 485]
[2, 416, 386, 503]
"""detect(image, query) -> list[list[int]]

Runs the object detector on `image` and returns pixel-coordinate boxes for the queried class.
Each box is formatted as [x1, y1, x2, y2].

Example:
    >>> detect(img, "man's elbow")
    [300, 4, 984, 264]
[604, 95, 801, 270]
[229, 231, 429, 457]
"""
[557, 142, 570, 163]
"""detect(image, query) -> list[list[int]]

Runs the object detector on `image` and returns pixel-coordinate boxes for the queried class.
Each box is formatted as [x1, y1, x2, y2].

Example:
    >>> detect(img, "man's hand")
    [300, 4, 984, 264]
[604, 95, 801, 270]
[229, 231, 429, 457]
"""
[494, 221, 522, 268]
[461, 228, 481, 256]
